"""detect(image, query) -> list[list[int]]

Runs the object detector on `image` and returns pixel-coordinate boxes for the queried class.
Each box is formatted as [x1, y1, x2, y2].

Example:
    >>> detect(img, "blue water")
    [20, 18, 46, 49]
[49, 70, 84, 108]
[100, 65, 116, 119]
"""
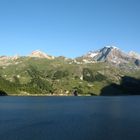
[0, 96, 140, 140]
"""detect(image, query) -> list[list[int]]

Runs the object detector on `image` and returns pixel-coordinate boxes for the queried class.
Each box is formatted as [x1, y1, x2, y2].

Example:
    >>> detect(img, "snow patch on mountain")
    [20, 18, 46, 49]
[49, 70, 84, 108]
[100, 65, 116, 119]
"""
[129, 51, 140, 59]
[76, 46, 140, 68]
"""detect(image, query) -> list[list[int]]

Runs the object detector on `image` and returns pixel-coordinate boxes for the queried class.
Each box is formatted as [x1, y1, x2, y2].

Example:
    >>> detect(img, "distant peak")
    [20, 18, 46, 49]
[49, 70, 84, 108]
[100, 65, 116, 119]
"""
[129, 51, 140, 59]
[104, 46, 119, 50]
[31, 50, 44, 54]
[29, 50, 54, 59]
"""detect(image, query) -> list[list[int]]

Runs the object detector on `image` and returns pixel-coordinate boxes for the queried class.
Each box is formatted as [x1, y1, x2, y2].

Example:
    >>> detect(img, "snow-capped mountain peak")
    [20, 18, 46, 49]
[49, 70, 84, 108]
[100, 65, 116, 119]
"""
[77, 46, 139, 66]
[84, 46, 122, 60]
[105, 45, 119, 50]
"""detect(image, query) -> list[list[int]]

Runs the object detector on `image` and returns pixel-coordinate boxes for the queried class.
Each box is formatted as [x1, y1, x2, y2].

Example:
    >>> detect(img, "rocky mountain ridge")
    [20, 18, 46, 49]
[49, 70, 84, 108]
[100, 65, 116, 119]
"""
[29, 50, 55, 59]
[76, 46, 140, 68]
[0, 46, 140, 68]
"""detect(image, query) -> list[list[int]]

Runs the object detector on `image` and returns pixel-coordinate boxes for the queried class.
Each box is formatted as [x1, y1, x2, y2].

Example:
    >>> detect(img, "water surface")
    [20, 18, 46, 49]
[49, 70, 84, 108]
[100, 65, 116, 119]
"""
[0, 96, 140, 140]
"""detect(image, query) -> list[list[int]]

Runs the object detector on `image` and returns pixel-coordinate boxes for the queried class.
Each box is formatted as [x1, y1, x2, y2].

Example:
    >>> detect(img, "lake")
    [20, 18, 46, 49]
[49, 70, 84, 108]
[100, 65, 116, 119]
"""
[0, 96, 140, 140]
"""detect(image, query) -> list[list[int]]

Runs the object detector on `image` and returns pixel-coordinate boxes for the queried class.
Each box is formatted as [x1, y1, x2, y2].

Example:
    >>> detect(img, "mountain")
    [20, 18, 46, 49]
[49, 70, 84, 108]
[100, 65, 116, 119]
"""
[129, 51, 140, 59]
[0, 50, 56, 67]
[0, 46, 140, 96]
[0, 55, 20, 66]
[76, 46, 140, 68]
[29, 50, 55, 59]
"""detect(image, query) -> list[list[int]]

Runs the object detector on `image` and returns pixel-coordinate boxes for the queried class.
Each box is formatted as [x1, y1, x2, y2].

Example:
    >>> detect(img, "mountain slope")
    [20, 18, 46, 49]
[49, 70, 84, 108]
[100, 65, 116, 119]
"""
[76, 46, 140, 68]
[0, 47, 140, 96]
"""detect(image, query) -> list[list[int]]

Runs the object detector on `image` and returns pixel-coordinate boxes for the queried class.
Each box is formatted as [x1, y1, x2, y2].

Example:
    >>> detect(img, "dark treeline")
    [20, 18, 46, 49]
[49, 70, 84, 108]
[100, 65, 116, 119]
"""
[101, 76, 140, 96]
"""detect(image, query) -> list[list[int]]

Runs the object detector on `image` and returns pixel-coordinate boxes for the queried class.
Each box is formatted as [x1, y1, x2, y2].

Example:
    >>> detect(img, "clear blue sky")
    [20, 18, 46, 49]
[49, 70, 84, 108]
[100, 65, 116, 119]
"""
[0, 0, 140, 58]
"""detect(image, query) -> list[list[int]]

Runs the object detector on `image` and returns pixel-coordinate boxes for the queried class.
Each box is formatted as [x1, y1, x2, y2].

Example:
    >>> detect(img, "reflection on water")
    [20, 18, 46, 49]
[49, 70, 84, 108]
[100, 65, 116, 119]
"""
[0, 96, 140, 140]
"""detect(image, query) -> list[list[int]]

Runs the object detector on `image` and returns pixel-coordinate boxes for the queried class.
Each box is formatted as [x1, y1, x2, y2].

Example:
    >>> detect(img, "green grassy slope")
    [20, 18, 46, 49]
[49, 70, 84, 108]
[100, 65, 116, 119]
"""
[0, 57, 139, 95]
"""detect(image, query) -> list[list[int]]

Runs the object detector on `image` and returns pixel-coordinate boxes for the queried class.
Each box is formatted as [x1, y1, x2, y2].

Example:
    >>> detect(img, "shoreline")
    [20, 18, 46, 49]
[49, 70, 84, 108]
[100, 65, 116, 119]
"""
[7, 93, 92, 97]
[5, 94, 140, 97]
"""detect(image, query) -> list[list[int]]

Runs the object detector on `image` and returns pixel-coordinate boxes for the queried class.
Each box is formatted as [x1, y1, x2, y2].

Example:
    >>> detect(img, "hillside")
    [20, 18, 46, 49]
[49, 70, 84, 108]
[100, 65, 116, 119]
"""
[0, 47, 140, 96]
